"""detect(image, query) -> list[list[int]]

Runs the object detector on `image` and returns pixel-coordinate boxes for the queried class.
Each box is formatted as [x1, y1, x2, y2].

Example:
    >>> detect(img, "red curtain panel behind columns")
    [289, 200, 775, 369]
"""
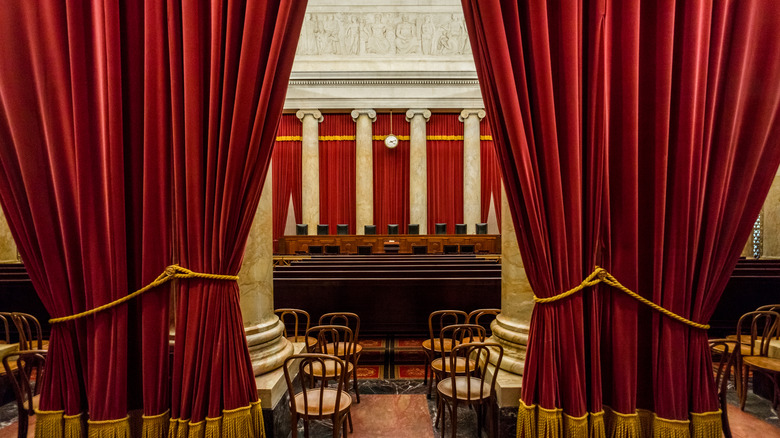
[169, 2, 305, 436]
[479, 119, 501, 229]
[373, 113, 411, 233]
[463, 0, 780, 437]
[272, 114, 302, 251]
[426, 114, 464, 234]
[319, 114, 357, 234]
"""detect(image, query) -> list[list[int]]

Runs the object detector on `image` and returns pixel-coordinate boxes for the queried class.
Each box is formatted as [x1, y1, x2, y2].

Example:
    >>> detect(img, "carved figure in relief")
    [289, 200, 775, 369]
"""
[395, 14, 420, 54]
[298, 13, 316, 55]
[437, 13, 467, 54]
[362, 14, 392, 54]
[321, 15, 340, 54]
[341, 15, 360, 55]
[420, 15, 436, 55]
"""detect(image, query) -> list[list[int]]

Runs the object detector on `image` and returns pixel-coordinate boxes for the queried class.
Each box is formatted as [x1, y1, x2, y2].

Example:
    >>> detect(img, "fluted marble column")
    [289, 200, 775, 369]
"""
[406, 109, 431, 234]
[352, 109, 377, 235]
[460, 109, 485, 234]
[490, 186, 534, 374]
[297, 109, 323, 235]
[239, 163, 293, 375]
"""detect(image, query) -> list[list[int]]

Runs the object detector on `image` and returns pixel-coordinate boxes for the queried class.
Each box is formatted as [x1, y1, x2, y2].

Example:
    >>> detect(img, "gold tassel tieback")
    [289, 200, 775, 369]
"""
[48, 265, 239, 324]
[533, 266, 710, 330]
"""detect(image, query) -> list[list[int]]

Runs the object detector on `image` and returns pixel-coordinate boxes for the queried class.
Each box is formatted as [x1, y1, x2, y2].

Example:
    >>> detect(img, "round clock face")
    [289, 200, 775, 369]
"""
[384, 134, 399, 148]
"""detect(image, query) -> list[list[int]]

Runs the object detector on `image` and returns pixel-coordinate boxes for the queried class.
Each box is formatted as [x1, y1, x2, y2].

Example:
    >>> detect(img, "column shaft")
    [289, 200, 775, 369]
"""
[406, 109, 431, 234]
[460, 109, 486, 233]
[297, 109, 323, 235]
[352, 109, 377, 235]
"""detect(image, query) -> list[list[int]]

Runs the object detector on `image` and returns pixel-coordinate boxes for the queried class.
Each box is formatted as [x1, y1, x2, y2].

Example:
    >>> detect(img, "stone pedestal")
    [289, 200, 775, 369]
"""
[239, 165, 293, 376]
[406, 109, 431, 234]
[297, 109, 323, 235]
[490, 187, 533, 376]
[460, 109, 485, 234]
[352, 109, 377, 235]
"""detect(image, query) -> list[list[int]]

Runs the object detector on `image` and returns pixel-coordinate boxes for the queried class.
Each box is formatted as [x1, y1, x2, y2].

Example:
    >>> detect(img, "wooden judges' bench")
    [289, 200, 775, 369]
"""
[276, 234, 501, 255]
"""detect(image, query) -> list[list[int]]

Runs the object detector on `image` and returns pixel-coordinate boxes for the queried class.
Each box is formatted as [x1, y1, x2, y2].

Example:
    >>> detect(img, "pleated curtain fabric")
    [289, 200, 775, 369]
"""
[426, 114, 464, 234]
[272, 115, 303, 252]
[318, 114, 357, 234]
[0, 1, 305, 437]
[372, 113, 411, 233]
[462, 1, 780, 437]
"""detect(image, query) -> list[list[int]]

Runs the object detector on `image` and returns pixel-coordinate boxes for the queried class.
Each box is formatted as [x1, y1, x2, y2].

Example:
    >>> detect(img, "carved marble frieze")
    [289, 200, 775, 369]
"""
[296, 12, 472, 57]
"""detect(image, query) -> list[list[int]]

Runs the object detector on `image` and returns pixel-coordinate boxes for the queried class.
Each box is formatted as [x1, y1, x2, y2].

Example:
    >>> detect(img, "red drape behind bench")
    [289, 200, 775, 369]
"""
[373, 113, 410, 233]
[463, 0, 780, 436]
[272, 114, 302, 251]
[319, 114, 356, 234]
[427, 114, 464, 234]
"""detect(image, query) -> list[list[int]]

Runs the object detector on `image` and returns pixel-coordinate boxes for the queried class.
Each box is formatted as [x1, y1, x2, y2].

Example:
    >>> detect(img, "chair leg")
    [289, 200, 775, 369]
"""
[423, 355, 429, 384]
[476, 403, 483, 437]
[348, 411, 354, 432]
[352, 363, 361, 403]
[18, 413, 28, 438]
[291, 414, 298, 438]
[451, 400, 458, 438]
[303, 418, 310, 438]
[740, 365, 749, 411]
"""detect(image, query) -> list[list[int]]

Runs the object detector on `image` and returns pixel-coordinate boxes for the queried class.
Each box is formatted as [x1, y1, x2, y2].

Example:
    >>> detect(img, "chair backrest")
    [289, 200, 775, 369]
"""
[408, 224, 420, 235]
[10, 313, 43, 350]
[308, 245, 323, 254]
[306, 325, 356, 365]
[475, 223, 488, 234]
[435, 223, 447, 234]
[387, 224, 399, 234]
[317, 224, 330, 235]
[756, 304, 780, 339]
[448, 342, 503, 401]
[364, 225, 377, 235]
[296, 224, 309, 235]
[0, 313, 11, 344]
[2, 350, 46, 417]
[427, 310, 468, 344]
[283, 353, 348, 417]
[337, 224, 349, 235]
[735, 310, 780, 357]
[708, 339, 734, 438]
[438, 323, 487, 354]
[319, 312, 361, 342]
[455, 224, 467, 235]
[275, 309, 311, 343]
[467, 309, 500, 337]
[412, 245, 427, 255]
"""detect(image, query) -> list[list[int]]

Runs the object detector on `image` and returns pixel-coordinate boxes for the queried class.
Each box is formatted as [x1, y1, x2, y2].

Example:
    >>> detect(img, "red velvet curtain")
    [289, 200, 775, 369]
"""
[480, 119, 501, 229]
[427, 114, 464, 234]
[319, 114, 356, 234]
[272, 114, 302, 251]
[373, 113, 410, 233]
[0, 1, 304, 436]
[463, 0, 780, 435]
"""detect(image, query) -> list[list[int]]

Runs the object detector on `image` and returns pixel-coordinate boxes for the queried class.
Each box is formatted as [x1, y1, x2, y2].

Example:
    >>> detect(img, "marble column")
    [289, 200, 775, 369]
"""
[460, 109, 486, 234]
[490, 186, 533, 374]
[0, 209, 17, 262]
[406, 109, 431, 234]
[239, 164, 293, 375]
[352, 109, 377, 235]
[763, 174, 780, 257]
[297, 109, 323, 235]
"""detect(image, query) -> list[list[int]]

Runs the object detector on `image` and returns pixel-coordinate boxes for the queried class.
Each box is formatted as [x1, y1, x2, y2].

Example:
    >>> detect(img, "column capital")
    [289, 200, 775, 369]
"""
[405, 108, 431, 122]
[296, 109, 323, 123]
[350, 109, 377, 122]
[459, 108, 486, 122]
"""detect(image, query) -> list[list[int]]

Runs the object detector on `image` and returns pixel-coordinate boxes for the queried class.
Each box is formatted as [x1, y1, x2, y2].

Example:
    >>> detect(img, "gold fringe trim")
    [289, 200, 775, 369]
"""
[275, 136, 302, 142]
[372, 135, 411, 141]
[319, 135, 355, 141]
[142, 410, 170, 438]
[64, 413, 83, 438]
[517, 404, 723, 438]
[167, 401, 264, 438]
[34, 410, 64, 438]
[87, 416, 130, 438]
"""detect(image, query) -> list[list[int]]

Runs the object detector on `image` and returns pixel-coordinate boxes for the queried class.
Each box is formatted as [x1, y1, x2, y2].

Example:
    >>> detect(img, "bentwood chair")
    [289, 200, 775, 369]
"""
[283, 353, 353, 438]
[3, 349, 47, 438]
[0, 313, 11, 345]
[423, 310, 468, 397]
[303, 326, 356, 393]
[430, 324, 487, 401]
[275, 308, 317, 352]
[319, 312, 362, 403]
[436, 342, 503, 438]
[0, 312, 45, 350]
[736, 310, 780, 411]
[465, 309, 500, 343]
[709, 339, 736, 438]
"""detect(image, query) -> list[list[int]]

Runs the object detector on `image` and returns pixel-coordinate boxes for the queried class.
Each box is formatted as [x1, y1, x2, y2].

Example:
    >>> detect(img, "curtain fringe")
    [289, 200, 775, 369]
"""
[167, 401, 264, 438]
[142, 410, 170, 438]
[86, 416, 130, 438]
[517, 402, 723, 438]
[34, 410, 64, 438]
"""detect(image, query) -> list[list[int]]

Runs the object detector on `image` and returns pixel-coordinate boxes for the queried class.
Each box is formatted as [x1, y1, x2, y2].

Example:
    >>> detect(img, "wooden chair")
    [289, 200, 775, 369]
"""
[275, 309, 317, 352]
[430, 324, 486, 402]
[736, 310, 780, 411]
[2, 349, 47, 438]
[318, 312, 362, 403]
[283, 353, 353, 438]
[709, 339, 736, 438]
[436, 341, 503, 438]
[0, 313, 11, 344]
[465, 308, 500, 342]
[423, 310, 468, 397]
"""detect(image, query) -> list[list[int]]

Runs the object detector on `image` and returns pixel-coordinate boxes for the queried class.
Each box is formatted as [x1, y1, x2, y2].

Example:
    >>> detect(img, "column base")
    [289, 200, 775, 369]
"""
[484, 360, 522, 438]
[246, 317, 294, 376]
[490, 314, 528, 375]
[256, 342, 305, 438]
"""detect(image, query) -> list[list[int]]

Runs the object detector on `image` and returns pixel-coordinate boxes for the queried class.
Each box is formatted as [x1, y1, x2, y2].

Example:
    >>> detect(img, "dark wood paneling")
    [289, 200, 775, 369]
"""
[277, 234, 501, 255]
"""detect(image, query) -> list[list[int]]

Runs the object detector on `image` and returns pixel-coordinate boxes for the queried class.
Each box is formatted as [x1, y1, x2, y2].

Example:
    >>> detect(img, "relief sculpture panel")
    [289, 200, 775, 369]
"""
[296, 12, 471, 57]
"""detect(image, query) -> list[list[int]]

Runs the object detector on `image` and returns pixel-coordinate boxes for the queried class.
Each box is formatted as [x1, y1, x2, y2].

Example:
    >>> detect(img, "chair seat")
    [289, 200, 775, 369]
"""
[302, 360, 355, 379]
[437, 377, 492, 401]
[286, 336, 317, 350]
[460, 337, 486, 345]
[294, 389, 352, 416]
[711, 341, 758, 357]
[324, 341, 363, 357]
[742, 356, 780, 373]
[431, 356, 475, 374]
[422, 338, 454, 353]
